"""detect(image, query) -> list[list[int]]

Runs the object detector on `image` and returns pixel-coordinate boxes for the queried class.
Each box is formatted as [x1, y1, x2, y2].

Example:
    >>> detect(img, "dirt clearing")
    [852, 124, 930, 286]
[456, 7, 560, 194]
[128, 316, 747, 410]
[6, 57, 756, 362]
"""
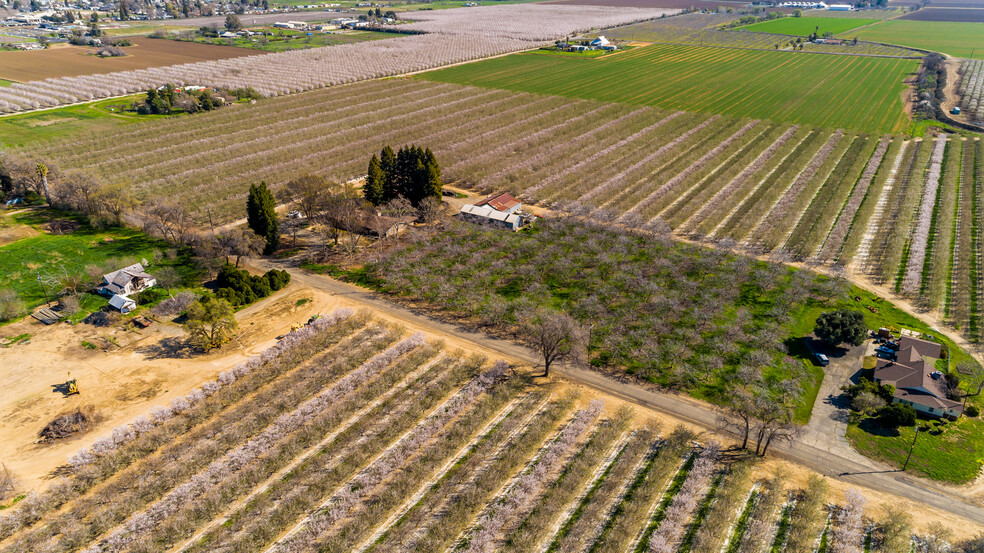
[0, 37, 260, 82]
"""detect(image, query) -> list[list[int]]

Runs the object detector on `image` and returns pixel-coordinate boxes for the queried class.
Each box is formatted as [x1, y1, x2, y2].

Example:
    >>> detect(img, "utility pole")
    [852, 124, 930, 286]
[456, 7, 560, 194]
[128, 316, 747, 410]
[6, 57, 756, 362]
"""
[36, 271, 49, 306]
[902, 423, 921, 471]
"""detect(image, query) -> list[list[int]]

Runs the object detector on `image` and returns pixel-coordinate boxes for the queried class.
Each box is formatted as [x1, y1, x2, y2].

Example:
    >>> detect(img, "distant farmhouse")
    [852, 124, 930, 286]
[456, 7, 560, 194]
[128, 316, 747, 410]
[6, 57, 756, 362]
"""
[458, 192, 527, 230]
[873, 335, 962, 420]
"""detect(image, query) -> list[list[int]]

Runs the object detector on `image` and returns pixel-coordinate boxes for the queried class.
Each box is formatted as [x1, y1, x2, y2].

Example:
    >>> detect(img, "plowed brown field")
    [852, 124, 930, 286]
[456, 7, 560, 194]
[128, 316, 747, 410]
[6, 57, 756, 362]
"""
[0, 37, 259, 82]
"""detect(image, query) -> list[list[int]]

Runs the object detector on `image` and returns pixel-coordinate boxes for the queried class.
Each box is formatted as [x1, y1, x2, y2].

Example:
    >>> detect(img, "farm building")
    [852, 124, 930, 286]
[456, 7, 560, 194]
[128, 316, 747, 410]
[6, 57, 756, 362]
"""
[458, 203, 524, 230]
[99, 263, 156, 298]
[474, 192, 522, 214]
[780, 1, 827, 7]
[590, 36, 610, 47]
[828, 4, 853, 10]
[108, 294, 137, 314]
[872, 336, 961, 420]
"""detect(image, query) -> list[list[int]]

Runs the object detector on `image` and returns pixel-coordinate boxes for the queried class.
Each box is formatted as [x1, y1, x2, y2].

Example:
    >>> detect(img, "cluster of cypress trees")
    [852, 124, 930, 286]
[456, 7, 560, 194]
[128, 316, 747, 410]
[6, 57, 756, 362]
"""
[363, 145, 442, 207]
[247, 181, 280, 254]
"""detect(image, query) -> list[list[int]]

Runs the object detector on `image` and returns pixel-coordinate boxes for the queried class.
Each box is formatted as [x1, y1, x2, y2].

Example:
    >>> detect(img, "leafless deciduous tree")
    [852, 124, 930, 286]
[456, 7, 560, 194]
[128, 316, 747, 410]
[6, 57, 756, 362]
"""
[217, 228, 264, 268]
[93, 182, 137, 226]
[0, 464, 14, 501]
[143, 200, 191, 242]
[280, 174, 329, 220]
[521, 310, 585, 377]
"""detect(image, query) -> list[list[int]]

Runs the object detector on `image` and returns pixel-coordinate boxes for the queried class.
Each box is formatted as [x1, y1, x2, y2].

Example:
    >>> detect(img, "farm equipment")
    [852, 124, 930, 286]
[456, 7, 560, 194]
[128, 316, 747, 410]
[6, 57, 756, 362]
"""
[62, 374, 80, 397]
[291, 323, 304, 332]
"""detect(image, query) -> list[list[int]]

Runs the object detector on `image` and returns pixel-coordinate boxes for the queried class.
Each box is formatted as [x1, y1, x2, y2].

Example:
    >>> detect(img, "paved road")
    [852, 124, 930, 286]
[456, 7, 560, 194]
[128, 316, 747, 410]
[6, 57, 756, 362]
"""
[253, 258, 984, 524]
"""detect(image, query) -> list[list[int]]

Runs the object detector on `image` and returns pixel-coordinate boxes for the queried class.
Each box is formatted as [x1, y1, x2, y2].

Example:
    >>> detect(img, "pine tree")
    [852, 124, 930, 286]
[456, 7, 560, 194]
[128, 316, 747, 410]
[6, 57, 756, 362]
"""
[364, 154, 385, 206]
[246, 181, 280, 254]
[380, 146, 397, 202]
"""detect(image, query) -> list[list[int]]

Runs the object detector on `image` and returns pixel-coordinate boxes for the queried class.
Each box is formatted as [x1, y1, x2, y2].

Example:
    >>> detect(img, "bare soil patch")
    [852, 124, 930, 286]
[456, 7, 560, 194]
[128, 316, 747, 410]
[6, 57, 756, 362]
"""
[541, 0, 741, 8]
[0, 37, 260, 82]
[901, 7, 984, 21]
[0, 222, 39, 247]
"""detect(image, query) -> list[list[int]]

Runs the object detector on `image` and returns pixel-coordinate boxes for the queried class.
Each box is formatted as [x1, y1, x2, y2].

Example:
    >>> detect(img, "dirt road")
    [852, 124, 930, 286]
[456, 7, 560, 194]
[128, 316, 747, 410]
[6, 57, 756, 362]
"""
[249, 257, 984, 525]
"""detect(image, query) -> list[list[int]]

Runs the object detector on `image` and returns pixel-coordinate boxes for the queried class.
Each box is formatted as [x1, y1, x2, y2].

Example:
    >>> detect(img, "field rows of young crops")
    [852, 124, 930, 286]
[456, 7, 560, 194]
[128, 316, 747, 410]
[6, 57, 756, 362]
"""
[599, 14, 922, 57]
[421, 43, 917, 133]
[0, 306, 911, 553]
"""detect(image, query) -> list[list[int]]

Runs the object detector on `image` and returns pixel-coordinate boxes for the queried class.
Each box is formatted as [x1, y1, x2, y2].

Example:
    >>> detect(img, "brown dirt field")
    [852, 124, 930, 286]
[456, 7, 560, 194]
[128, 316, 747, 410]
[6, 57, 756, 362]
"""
[901, 7, 984, 21]
[541, 0, 743, 8]
[0, 37, 260, 82]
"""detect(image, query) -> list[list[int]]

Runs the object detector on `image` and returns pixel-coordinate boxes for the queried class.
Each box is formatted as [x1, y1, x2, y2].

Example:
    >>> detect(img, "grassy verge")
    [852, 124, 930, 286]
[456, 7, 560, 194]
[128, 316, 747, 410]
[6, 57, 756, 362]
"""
[846, 415, 984, 483]
[0, 94, 168, 147]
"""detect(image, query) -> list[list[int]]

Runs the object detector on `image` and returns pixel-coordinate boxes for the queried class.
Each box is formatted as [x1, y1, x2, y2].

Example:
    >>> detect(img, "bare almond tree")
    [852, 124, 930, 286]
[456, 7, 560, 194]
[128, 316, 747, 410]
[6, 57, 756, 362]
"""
[280, 174, 329, 220]
[521, 310, 585, 377]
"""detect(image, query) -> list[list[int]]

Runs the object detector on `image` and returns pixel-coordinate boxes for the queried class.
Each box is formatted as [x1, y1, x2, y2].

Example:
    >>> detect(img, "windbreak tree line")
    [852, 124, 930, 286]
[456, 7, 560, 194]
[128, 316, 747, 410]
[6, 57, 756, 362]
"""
[364, 145, 442, 207]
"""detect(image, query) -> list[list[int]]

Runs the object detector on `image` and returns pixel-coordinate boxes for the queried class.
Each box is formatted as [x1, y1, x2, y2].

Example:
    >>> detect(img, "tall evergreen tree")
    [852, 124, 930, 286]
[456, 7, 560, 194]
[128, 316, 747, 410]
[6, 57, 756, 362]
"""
[246, 181, 280, 254]
[380, 146, 397, 202]
[364, 154, 385, 206]
[422, 147, 443, 202]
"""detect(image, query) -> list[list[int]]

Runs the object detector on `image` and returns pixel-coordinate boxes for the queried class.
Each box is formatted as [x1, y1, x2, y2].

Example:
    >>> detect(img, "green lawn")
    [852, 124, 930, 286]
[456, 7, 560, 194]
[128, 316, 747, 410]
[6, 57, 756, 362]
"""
[0, 209, 200, 319]
[845, 19, 984, 59]
[0, 95, 175, 148]
[419, 43, 917, 133]
[0, 78, 15, 87]
[739, 16, 877, 36]
[846, 415, 984, 483]
[176, 28, 390, 52]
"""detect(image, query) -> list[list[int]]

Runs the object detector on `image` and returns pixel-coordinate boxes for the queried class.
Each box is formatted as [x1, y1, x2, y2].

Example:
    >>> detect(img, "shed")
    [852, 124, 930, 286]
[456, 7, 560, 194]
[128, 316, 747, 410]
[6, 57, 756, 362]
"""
[458, 203, 523, 230]
[109, 294, 137, 314]
[590, 36, 610, 47]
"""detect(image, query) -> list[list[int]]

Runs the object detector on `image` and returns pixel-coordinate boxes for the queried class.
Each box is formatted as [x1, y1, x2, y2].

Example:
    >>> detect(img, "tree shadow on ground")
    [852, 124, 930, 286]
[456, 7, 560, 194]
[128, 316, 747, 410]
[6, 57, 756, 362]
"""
[857, 416, 901, 438]
[136, 336, 197, 359]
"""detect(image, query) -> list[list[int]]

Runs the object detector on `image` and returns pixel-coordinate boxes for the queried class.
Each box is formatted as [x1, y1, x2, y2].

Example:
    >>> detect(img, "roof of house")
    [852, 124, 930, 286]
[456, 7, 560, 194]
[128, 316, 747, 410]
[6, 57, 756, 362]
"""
[874, 357, 962, 413]
[103, 262, 150, 284]
[874, 358, 932, 391]
[893, 388, 963, 411]
[899, 335, 943, 359]
[473, 192, 520, 212]
[459, 203, 521, 225]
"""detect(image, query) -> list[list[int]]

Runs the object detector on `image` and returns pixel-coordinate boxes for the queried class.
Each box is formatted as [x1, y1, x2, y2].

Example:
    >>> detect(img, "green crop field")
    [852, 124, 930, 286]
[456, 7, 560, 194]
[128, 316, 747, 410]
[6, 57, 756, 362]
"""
[846, 19, 984, 59]
[420, 44, 917, 133]
[739, 16, 877, 36]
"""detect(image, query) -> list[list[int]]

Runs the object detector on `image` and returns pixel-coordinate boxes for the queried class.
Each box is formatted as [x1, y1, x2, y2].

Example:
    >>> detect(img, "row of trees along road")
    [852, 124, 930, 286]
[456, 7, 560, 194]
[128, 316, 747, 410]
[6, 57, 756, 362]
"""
[364, 145, 443, 207]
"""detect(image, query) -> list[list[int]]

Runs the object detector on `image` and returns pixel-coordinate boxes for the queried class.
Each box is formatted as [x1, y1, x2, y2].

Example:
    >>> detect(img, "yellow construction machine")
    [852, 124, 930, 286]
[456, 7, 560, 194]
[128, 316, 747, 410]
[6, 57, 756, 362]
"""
[63, 373, 79, 396]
